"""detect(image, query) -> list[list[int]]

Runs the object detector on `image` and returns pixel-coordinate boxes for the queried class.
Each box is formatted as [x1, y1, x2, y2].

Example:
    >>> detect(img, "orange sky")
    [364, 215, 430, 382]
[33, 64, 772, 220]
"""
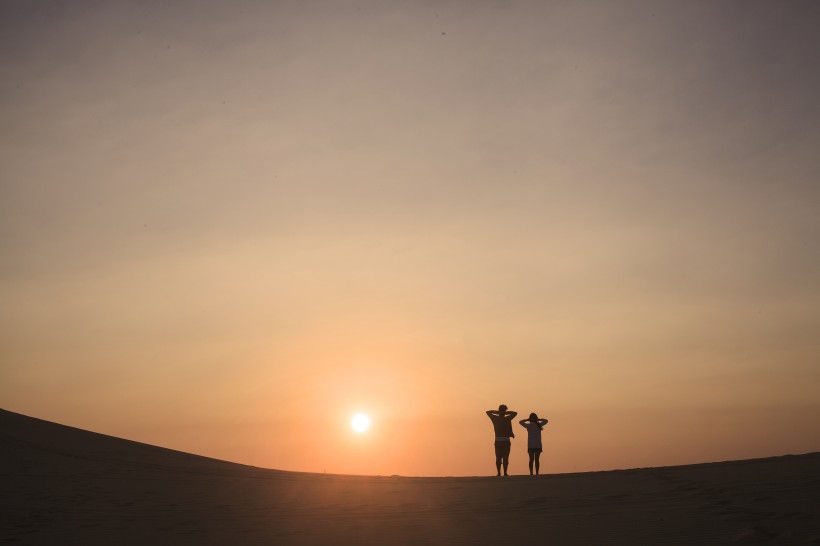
[2, 1, 820, 476]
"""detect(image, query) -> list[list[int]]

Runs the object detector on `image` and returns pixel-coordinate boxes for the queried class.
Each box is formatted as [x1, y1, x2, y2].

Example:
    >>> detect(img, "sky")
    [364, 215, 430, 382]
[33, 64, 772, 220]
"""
[1, 0, 819, 477]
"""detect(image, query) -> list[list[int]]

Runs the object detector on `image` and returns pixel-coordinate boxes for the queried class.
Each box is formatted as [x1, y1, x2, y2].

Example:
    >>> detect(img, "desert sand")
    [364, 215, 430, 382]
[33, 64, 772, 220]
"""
[2, 408, 818, 545]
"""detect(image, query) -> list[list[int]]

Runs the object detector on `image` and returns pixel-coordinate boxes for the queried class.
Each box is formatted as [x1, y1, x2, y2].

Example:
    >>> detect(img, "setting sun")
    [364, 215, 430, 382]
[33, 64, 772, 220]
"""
[351, 413, 371, 433]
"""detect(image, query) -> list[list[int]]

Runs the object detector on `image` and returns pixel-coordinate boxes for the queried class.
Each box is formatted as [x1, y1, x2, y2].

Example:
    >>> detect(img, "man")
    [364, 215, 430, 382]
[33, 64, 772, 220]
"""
[486, 404, 517, 476]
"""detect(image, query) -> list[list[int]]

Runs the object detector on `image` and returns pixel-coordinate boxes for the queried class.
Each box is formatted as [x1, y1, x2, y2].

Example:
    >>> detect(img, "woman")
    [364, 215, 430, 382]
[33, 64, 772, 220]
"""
[519, 413, 549, 475]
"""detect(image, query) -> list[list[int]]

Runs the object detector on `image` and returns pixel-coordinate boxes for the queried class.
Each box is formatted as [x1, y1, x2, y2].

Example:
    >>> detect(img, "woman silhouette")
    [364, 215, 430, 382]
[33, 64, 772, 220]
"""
[519, 413, 549, 475]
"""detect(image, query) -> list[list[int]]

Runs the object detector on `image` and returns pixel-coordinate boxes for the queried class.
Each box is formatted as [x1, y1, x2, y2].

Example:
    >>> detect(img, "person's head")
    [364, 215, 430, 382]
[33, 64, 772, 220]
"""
[529, 412, 538, 422]
[498, 404, 508, 415]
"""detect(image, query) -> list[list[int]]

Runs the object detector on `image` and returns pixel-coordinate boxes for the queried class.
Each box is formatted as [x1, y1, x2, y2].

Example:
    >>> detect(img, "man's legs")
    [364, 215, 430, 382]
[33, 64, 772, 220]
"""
[494, 443, 503, 476]
[502, 442, 511, 476]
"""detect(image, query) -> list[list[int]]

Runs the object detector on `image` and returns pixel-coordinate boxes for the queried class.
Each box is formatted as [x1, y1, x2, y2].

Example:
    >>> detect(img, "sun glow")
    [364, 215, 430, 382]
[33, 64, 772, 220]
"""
[351, 413, 371, 433]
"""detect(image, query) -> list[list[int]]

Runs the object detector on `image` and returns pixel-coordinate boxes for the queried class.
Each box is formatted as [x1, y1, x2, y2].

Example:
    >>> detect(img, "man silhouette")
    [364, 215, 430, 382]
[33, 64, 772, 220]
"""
[486, 404, 517, 476]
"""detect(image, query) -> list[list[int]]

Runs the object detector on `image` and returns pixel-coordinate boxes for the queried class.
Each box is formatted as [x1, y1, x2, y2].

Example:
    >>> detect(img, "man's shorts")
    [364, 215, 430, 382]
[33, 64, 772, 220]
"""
[494, 440, 511, 459]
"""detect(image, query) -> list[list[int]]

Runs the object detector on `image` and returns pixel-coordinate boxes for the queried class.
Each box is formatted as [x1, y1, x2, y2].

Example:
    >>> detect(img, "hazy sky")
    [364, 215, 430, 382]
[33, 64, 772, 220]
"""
[2, 0, 819, 476]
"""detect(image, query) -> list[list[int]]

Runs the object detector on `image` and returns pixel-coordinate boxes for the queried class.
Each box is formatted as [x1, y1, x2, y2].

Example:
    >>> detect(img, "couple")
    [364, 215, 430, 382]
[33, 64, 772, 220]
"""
[486, 404, 549, 477]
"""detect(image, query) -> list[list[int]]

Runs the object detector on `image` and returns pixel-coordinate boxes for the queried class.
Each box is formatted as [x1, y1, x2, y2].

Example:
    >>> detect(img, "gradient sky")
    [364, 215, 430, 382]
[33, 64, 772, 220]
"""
[2, 0, 819, 476]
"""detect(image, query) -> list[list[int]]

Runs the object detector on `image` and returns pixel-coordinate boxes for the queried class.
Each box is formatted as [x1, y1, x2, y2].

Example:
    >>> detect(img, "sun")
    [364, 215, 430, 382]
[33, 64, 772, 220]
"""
[351, 413, 371, 433]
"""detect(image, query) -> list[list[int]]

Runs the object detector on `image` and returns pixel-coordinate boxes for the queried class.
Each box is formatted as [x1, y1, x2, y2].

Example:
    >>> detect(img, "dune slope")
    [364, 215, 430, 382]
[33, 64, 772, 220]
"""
[2, 408, 819, 545]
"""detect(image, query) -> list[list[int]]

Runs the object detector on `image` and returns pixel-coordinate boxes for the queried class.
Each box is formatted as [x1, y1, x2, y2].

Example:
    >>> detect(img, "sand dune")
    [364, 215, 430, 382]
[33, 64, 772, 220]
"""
[2, 408, 819, 545]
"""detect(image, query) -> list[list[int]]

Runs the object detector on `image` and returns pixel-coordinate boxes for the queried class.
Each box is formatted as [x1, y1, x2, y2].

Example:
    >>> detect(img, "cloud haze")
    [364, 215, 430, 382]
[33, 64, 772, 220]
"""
[2, 0, 819, 475]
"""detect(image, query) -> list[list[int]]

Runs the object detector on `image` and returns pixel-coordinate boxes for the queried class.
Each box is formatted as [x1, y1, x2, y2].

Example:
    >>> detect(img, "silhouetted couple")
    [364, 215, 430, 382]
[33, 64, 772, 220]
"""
[486, 404, 549, 476]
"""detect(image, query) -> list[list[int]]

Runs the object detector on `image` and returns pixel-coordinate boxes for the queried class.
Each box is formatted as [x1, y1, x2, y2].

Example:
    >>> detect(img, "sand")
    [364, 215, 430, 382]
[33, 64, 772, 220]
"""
[2, 408, 819, 545]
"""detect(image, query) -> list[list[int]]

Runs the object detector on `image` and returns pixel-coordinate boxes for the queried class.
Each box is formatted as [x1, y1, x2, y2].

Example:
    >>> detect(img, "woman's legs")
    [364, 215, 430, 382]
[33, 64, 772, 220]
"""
[534, 451, 541, 475]
[528, 451, 535, 475]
